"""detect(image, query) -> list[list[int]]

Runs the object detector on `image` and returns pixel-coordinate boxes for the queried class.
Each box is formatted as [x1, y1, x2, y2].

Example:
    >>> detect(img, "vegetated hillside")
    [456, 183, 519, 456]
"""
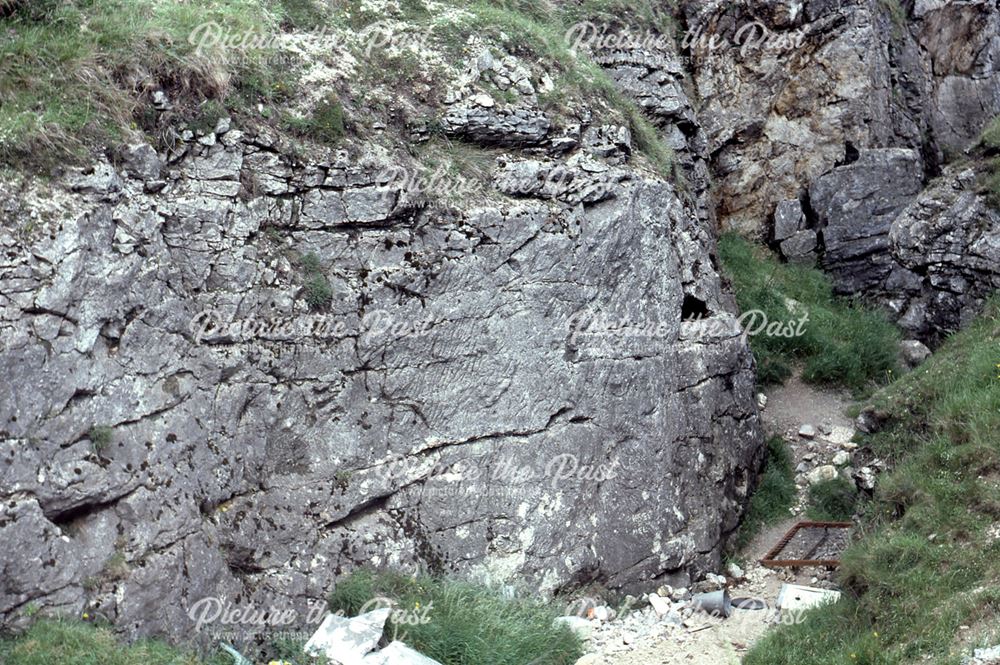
[746, 296, 1000, 664]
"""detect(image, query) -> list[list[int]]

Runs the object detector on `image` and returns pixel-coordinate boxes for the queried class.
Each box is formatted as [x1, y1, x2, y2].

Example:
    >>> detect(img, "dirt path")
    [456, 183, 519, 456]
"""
[578, 372, 859, 665]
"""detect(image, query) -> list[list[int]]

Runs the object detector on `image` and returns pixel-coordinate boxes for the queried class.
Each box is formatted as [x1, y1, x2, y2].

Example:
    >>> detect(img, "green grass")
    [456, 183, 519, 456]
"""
[328, 570, 583, 665]
[718, 233, 900, 392]
[430, 1, 675, 178]
[734, 436, 797, 551]
[980, 116, 1000, 150]
[89, 425, 114, 453]
[806, 477, 859, 521]
[745, 295, 1000, 665]
[978, 117, 1000, 210]
[0, 620, 228, 665]
[283, 94, 346, 145]
[0, 0, 281, 169]
[297, 252, 332, 309]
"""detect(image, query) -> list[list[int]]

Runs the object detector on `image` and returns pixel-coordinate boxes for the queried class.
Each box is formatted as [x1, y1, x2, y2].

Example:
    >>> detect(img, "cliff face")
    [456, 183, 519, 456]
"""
[1, 0, 998, 645]
[679, 0, 1000, 340]
[0, 34, 763, 641]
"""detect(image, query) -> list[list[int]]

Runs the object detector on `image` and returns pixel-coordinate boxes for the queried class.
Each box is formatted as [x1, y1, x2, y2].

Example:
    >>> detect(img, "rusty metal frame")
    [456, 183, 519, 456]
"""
[760, 521, 852, 568]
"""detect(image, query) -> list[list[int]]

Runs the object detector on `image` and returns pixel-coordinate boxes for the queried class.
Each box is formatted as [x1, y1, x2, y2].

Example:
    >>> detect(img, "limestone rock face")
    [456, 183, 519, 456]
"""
[0, 127, 763, 642]
[809, 149, 924, 294]
[679, 0, 1000, 235]
[883, 165, 1000, 342]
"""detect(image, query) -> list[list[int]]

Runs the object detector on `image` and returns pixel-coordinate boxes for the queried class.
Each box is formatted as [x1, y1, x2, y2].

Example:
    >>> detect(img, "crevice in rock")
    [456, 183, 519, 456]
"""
[681, 294, 711, 321]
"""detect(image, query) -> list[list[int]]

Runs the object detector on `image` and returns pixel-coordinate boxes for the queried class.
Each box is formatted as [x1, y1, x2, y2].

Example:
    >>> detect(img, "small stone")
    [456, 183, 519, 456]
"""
[781, 229, 818, 260]
[670, 587, 688, 601]
[757, 393, 768, 409]
[774, 199, 805, 240]
[832, 451, 850, 466]
[648, 593, 671, 616]
[855, 407, 887, 434]
[215, 116, 232, 135]
[928, 533, 937, 541]
[151, 90, 170, 109]
[473, 93, 495, 108]
[799, 424, 816, 439]
[197, 132, 216, 146]
[900, 339, 932, 368]
[725, 562, 744, 579]
[475, 50, 494, 72]
[121, 143, 163, 180]
[656, 584, 673, 599]
[591, 605, 611, 622]
[807, 465, 838, 484]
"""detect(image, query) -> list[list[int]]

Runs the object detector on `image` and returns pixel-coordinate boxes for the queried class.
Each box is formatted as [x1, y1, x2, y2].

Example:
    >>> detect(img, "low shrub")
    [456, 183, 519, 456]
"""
[806, 477, 859, 521]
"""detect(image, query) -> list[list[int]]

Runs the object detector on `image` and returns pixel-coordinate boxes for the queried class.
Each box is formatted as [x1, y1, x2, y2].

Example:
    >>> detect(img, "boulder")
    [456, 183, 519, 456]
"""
[900, 340, 932, 367]
[121, 143, 163, 181]
[810, 149, 924, 294]
[807, 465, 839, 484]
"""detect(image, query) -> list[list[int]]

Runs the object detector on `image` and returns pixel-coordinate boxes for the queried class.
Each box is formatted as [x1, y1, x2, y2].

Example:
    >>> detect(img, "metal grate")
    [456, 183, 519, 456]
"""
[760, 521, 852, 568]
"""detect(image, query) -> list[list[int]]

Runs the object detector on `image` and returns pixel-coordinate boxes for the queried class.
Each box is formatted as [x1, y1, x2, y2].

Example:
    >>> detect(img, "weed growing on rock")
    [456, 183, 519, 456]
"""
[89, 425, 114, 453]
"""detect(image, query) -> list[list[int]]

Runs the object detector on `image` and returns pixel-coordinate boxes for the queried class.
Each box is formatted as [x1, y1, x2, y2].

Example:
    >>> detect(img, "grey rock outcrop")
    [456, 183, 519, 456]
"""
[679, 0, 1000, 234]
[882, 164, 1000, 341]
[809, 148, 924, 293]
[0, 124, 763, 644]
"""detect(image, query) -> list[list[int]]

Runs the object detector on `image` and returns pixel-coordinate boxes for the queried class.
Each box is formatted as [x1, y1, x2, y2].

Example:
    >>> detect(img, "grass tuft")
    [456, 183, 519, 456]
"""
[718, 232, 900, 392]
[806, 477, 859, 521]
[733, 436, 796, 552]
[0, 620, 229, 665]
[89, 425, 114, 453]
[328, 570, 583, 665]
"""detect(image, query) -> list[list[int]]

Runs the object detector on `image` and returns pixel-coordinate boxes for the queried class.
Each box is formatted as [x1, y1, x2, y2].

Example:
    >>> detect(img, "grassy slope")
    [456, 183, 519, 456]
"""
[0, 0, 282, 167]
[0, 620, 228, 665]
[718, 233, 900, 392]
[0, 0, 675, 176]
[745, 296, 1000, 664]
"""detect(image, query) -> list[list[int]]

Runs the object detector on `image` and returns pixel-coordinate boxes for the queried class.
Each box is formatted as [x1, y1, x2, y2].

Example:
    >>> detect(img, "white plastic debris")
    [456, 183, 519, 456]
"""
[776, 584, 841, 613]
[304, 609, 391, 664]
[362, 641, 444, 664]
